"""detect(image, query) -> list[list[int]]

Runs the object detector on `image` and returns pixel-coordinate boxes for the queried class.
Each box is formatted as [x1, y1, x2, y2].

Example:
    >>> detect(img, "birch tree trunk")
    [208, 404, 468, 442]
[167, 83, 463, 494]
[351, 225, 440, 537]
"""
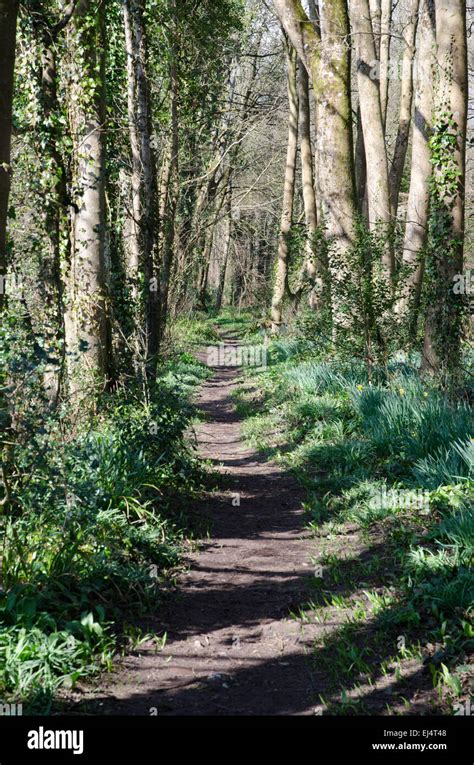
[395, 0, 435, 325]
[0, 0, 19, 316]
[423, 0, 467, 373]
[65, 0, 111, 392]
[271, 42, 298, 333]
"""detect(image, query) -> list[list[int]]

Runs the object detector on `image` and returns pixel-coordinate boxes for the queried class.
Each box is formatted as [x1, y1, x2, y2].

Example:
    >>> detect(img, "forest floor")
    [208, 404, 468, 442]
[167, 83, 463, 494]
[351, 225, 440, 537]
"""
[63, 333, 442, 716]
[63, 334, 325, 715]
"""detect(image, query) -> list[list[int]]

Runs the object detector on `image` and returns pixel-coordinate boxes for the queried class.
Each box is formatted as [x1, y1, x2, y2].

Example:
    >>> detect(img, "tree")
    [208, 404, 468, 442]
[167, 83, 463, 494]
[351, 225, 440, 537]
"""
[29, 0, 80, 403]
[370, 0, 392, 129]
[271, 39, 298, 332]
[273, 0, 357, 325]
[65, 0, 112, 392]
[389, 0, 420, 218]
[396, 0, 435, 329]
[423, 0, 468, 374]
[123, 0, 160, 378]
[350, 0, 393, 280]
[0, 0, 20, 316]
[297, 59, 318, 284]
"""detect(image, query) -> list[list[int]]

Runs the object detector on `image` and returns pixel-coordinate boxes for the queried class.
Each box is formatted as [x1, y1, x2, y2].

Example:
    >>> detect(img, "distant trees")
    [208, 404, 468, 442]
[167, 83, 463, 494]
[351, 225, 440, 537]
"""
[269, 0, 469, 376]
[0, 0, 245, 407]
[0, 0, 470, 410]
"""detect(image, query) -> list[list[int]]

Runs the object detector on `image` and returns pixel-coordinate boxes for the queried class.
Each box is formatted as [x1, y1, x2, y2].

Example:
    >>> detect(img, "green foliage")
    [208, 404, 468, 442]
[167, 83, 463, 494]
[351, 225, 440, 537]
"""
[0, 354, 207, 708]
[422, 110, 468, 376]
[238, 336, 474, 704]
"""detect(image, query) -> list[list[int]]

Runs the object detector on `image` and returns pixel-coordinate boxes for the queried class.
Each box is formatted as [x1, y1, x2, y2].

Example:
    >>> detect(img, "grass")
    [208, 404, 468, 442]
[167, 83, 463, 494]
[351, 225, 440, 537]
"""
[235, 329, 474, 714]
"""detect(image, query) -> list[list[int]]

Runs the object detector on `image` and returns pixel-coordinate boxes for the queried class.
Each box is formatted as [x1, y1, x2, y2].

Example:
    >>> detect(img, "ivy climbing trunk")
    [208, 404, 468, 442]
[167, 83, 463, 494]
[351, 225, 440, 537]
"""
[157, 34, 179, 347]
[0, 0, 19, 317]
[215, 187, 232, 313]
[31, 2, 75, 404]
[273, 0, 357, 327]
[65, 0, 112, 394]
[423, 0, 468, 375]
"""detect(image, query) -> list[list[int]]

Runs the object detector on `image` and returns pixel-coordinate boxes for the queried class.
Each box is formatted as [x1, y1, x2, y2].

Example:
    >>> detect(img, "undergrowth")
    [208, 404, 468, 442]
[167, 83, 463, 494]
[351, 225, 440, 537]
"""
[235, 327, 473, 714]
[0, 352, 210, 712]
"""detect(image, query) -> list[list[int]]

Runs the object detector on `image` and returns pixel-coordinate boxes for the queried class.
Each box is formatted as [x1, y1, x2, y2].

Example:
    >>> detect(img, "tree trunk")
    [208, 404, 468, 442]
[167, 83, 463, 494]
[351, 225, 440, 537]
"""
[314, 0, 356, 282]
[271, 41, 298, 333]
[0, 0, 19, 316]
[123, 0, 159, 379]
[274, 0, 357, 325]
[157, 42, 179, 345]
[297, 59, 318, 280]
[354, 106, 368, 217]
[423, 0, 467, 374]
[389, 0, 420, 218]
[215, 188, 232, 312]
[396, 0, 435, 326]
[65, 0, 111, 392]
[379, 0, 392, 129]
[30, 3, 75, 404]
[350, 0, 393, 279]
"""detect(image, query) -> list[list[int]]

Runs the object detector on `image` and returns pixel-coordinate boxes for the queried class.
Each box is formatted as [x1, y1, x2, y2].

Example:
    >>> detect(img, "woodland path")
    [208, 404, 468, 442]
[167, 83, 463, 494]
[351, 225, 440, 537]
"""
[73, 337, 324, 715]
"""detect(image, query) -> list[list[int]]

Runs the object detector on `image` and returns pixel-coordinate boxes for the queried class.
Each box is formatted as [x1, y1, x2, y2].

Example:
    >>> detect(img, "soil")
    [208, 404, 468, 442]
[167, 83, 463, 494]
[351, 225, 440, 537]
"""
[67, 339, 324, 715]
[63, 338, 441, 716]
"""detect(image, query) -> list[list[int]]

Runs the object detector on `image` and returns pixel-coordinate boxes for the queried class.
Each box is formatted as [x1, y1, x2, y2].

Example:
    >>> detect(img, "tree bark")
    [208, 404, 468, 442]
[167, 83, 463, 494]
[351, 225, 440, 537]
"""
[157, 38, 180, 345]
[297, 59, 318, 280]
[389, 0, 420, 218]
[0, 0, 19, 315]
[350, 0, 393, 279]
[423, 0, 467, 373]
[396, 0, 435, 326]
[215, 187, 232, 312]
[273, 0, 357, 326]
[65, 0, 112, 391]
[271, 41, 298, 333]
[354, 106, 368, 217]
[123, 0, 159, 378]
[314, 0, 356, 282]
[379, 0, 392, 129]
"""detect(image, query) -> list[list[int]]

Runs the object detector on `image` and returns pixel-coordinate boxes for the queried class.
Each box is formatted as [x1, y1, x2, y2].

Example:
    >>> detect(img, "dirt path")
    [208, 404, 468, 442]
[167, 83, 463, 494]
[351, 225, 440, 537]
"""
[75, 342, 324, 715]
